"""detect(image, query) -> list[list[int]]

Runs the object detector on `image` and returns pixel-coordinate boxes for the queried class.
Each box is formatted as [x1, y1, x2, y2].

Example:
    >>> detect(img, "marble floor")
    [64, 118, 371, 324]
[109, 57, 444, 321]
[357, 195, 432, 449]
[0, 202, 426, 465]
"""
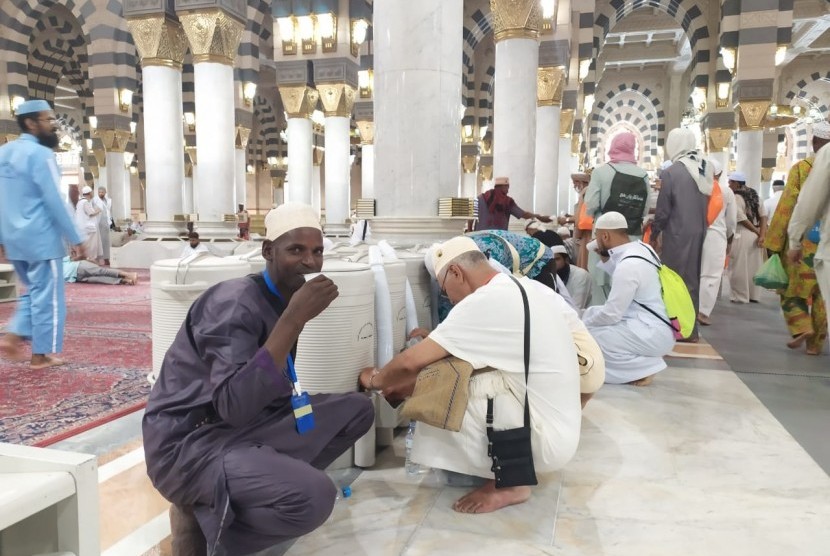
[31, 297, 830, 556]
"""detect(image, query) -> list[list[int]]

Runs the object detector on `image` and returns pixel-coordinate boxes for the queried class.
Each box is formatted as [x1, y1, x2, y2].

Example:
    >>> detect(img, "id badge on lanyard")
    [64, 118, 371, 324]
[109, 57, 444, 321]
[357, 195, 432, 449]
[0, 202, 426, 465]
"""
[262, 271, 315, 434]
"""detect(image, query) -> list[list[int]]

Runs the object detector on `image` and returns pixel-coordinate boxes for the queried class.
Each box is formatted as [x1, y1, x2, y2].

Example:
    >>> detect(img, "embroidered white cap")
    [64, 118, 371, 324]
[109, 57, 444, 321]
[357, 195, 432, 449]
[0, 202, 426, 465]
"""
[709, 158, 723, 177]
[728, 171, 747, 183]
[594, 211, 628, 230]
[812, 121, 830, 140]
[432, 236, 481, 278]
[81, 186, 93, 195]
[264, 203, 322, 241]
[550, 245, 569, 256]
[556, 226, 571, 237]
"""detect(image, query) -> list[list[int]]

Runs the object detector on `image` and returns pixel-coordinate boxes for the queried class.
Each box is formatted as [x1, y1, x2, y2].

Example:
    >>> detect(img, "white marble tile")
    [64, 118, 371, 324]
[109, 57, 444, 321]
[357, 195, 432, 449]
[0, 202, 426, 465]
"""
[404, 528, 558, 556]
[286, 525, 419, 556]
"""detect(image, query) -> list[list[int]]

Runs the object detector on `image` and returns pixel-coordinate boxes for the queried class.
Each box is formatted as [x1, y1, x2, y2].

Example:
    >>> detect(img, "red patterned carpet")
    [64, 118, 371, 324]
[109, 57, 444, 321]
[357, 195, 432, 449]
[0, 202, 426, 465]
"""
[0, 269, 152, 446]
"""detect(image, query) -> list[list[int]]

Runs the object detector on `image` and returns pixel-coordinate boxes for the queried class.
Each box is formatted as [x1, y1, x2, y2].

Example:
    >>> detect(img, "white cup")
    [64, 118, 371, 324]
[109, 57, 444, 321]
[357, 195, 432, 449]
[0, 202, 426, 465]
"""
[586, 239, 598, 253]
[304, 272, 324, 282]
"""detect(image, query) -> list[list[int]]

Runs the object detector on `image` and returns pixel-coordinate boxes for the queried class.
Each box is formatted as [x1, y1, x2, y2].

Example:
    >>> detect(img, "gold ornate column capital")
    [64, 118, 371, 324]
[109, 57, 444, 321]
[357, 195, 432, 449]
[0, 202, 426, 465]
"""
[491, 0, 541, 42]
[537, 67, 565, 107]
[559, 109, 575, 137]
[235, 126, 251, 149]
[94, 129, 132, 153]
[179, 9, 244, 66]
[316, 83, 356, 118]
[707, 128, 733, 151]
[279, 86, 319, 119]
[760, 167, 775, 181]
[736, 100, 771, 131]
[356, 120, 374, 145]
[480, 164, 494, 181]
[127, 15, 187, 69]
[461, 155, 478, 174]
[313, 148, 324, 167]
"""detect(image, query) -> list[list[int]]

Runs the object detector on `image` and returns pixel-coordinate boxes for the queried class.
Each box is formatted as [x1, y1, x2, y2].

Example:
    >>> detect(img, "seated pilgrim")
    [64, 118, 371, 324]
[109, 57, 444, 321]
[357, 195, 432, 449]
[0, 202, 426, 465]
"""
[550, 245, 592, 311]
[359, 236, 581, 514]
[582, 211, 676, 386]
[142, 203, 374, 556]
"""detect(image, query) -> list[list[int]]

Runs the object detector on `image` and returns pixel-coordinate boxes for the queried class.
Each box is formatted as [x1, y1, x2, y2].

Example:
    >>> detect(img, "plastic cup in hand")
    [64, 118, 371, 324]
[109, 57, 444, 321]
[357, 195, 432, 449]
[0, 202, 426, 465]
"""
[304, 272, 324, 282]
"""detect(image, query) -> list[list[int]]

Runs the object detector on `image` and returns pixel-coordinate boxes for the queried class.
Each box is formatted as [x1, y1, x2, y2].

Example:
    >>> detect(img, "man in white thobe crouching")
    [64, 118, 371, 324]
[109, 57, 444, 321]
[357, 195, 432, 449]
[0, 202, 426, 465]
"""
[360, 236, 581, 514]
[583, 212, 676, 385]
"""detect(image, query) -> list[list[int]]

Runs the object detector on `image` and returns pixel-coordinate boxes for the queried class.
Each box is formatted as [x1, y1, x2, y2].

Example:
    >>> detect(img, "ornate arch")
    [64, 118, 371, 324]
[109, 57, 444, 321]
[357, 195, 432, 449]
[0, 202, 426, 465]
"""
[589, 83, 665, 164]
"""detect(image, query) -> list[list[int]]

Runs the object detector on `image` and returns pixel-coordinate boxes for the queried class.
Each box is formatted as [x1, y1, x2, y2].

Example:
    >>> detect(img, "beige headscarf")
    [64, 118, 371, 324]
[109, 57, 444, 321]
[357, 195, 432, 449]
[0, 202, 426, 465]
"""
[665, 128, 713, 196]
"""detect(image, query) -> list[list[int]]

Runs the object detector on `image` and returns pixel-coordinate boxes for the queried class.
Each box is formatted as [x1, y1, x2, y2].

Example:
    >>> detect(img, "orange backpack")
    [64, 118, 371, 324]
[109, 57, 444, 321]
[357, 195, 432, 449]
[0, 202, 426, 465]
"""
[577, 202, 594, 231]
[707, 180, 724, 226]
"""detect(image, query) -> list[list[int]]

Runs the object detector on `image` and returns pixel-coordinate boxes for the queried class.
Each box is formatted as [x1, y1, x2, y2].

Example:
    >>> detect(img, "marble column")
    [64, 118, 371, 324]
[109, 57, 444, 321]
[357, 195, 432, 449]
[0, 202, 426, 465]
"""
[311, 149, 323, 214]
[279, 86, 318, 205]
[357, 120, 375, 199]
[373, 0, 463, 218]
[179, 8, 244, 236]
[317, 79, 357, 232]
[127, 15, 187, 235]
[534, 66, 564, 215]
[558, 108, 575, 215]
[491, 0, 541, 211]
[235, 126, 251, 209]
[736, 126, 764, 190]
[461, 154, 478, 198]
[707, 127, 732, 175]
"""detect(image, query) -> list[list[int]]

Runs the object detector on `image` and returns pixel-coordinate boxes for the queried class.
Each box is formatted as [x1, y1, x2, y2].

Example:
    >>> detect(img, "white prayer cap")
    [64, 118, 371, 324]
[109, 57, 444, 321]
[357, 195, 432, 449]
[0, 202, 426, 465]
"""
[432, 236, 481, 278]
[550, 245, 568, 256]
[594, 211, 628, 230]
[264, 202, 322, 241]
[728, 171, 747, 183]
[709, 158, 723, 176]
[813, 121, 830, 140]
[81, 185, 93, 195]
[557, 226, 571, 237]
[660, 161, 673, 171]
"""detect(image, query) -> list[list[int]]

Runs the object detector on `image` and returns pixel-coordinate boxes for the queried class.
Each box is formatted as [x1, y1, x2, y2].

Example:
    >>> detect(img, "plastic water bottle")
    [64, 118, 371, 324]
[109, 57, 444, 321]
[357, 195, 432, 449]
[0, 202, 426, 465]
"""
[405, 420, 420, 476]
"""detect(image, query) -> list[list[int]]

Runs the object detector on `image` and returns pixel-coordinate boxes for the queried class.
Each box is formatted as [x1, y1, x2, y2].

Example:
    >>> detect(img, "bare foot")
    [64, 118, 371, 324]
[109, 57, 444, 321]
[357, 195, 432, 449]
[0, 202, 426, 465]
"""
[805, 348, 822, 356]
[580, 392, 594, 408]
[30, 355, 66, 370]
[697, 313, 711, 326]
[0, 334, 26, 361]
[126, 272, 138, 285]
[787, 332, 811, 349]
[627, 375, 654, 387]
[452, 480, 531, 514]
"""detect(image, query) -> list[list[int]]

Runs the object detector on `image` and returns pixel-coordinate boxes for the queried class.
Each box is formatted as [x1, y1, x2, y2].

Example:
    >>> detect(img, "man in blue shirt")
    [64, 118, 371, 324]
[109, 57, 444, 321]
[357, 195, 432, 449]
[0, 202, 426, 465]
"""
[0, 99, 85, 369]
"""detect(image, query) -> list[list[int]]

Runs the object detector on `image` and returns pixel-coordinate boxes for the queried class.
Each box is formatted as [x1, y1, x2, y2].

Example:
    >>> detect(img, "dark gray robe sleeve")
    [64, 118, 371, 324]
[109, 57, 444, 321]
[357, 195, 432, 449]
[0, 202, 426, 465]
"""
[652, 168, 675, 238]
[191, 290, 295, 428]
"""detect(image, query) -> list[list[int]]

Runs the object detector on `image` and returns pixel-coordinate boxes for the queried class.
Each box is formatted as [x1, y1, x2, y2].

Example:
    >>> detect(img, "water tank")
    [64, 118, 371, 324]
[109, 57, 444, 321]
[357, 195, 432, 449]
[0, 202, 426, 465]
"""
[352, 253, 407, 353]
[149, 254, 252, 383]
[235, 249, 266, 273]
[396, 250, 433, 331]
[294, 260, 376, 394]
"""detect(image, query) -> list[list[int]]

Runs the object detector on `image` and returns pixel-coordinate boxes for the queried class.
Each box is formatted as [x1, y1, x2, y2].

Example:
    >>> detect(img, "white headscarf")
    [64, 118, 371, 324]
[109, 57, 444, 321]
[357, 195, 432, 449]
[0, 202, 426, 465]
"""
[666, 128, 714, 196]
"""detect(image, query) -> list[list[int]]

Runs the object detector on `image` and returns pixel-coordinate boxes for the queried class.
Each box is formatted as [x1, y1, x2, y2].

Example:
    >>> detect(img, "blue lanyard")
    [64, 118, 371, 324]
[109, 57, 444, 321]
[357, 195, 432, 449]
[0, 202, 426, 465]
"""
[262, 271, 299, 384]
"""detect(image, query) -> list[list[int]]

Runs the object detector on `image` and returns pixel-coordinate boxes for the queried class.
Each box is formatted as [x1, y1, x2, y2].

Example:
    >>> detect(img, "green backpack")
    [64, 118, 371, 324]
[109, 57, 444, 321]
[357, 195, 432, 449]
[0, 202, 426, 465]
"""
[623, 251, 696, 339]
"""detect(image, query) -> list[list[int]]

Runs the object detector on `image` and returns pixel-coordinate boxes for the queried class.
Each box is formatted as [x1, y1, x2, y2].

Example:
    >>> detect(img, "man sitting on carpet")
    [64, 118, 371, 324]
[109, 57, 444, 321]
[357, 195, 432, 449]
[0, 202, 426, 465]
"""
[63, 256, 137, 285]
[143, 203, 374, 556]
[359, 236, 581, 514]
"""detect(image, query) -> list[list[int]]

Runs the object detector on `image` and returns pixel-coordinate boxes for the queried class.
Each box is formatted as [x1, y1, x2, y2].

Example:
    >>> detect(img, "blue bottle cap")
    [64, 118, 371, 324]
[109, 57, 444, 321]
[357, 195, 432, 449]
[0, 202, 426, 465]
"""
[341, 486, 352, 498]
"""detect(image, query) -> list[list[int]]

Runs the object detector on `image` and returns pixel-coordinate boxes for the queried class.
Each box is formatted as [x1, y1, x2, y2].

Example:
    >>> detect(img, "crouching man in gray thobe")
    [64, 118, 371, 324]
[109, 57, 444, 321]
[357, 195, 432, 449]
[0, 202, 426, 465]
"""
[143, 202, 374, 556]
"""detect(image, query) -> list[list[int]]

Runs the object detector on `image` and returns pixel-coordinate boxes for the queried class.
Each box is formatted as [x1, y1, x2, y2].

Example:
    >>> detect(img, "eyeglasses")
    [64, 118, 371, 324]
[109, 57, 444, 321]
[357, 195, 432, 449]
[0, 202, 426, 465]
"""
[440, 266, 454, 295]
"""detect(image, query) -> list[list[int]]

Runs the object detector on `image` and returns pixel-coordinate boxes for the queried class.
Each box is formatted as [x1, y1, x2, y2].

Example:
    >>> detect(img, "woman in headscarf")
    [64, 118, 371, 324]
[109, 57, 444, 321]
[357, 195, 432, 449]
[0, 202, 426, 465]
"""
[583, 132, 651, 305]
[650, 128, 712, 341]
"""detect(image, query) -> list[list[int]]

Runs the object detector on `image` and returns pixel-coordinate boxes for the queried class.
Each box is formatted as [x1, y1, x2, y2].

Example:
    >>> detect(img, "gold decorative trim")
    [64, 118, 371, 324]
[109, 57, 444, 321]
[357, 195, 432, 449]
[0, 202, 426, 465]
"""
[538, 66, 565, 106]
[491, 0, 541, 43]
[316, 83, 356, 118]
[93, 130, 132, 153]
[461, 155, 477, 174]
[235, 126, 251, 149]
[313, 148, 324, 166]
[279, 86, 319, 119]
[760, 167, 774, 181]
[91, 148, 107, 167]
[356, 120, 374, 145]
[179, 9, 244, 66]
[185, 146, 198, 166]
[127, 15, 187, 68]
[559, 109, 575, 137]
[707, 128, 733, 151]
[737, 100, 770, 130]
[479, 164, 493, 181]
[1, 133, 18, 144]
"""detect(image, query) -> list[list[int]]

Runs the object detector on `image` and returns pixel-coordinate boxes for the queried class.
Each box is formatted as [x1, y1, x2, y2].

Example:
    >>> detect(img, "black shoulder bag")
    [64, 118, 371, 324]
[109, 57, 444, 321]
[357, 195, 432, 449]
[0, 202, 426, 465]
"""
[486, 276, 538, 489]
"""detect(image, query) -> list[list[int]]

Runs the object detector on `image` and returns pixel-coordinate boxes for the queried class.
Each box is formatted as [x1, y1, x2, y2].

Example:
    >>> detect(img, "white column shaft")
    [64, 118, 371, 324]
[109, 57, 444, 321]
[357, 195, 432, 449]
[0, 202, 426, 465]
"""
[311, 164, 322, 214]
[461, 172, 477, 198]
[106, 152, 130, 222]
[493, 38, 539, 211]
[143, 65, 184, 223]
[709, 151, 728, 178]
[534, 104, 560, 215]
[286, 117, 313, 204]
[361, 144, 375, 199]
[374, 0, 463, 216]
[736, 130, 763, 190]
[324, 116, 351, 226]
[193, 62, 235, 221]
[558, 138, 573, 215]
[183, 176, 194, 214]
[235, 149, 246, 209]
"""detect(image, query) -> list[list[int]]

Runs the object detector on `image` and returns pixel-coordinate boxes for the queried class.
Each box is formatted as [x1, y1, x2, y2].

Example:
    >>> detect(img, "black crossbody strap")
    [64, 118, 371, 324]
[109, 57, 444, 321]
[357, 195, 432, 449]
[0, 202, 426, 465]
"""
[486, 276, 532, 450]
[620, 254, 679, 333]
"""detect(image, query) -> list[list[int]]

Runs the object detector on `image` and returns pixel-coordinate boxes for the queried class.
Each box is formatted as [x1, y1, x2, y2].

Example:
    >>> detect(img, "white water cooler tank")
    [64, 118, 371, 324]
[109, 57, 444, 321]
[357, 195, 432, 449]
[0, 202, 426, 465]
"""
[294, 260, 376, 393]
[150, 254, 252, 382]
[396, 251, 433, 331]
[353, 254, 407, 353]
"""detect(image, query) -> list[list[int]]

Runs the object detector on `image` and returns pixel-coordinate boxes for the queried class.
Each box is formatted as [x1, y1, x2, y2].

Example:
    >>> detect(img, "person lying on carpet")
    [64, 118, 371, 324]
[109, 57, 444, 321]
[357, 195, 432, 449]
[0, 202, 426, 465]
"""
[63, 256, 137, 285]
[143, 202, 374, 556]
